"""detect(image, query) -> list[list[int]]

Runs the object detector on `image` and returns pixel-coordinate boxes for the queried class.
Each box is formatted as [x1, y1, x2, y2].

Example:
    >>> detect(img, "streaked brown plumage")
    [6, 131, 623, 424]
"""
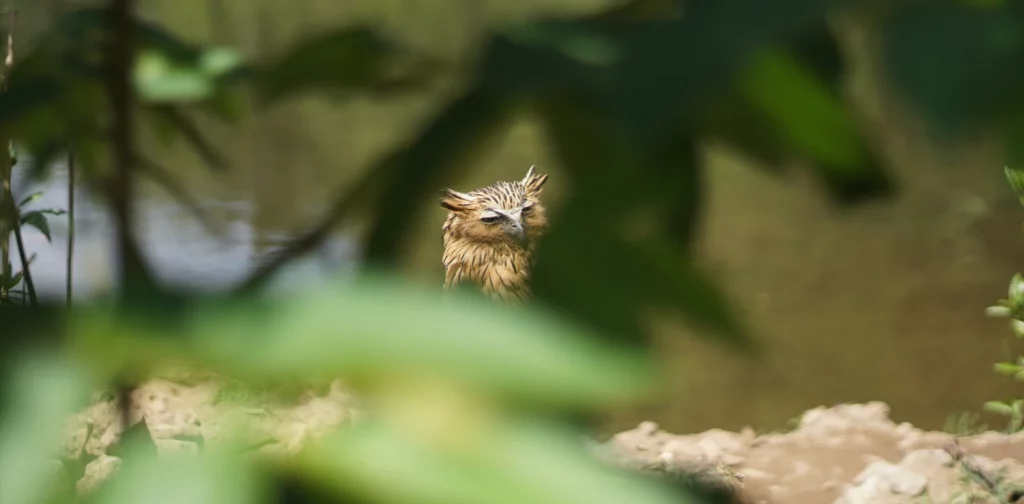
[440, 166, 549, 304]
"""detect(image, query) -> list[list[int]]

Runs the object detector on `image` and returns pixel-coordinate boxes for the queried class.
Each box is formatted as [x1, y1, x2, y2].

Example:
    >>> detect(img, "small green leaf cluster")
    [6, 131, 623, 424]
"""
[0, 186, 65, 306]
[983, 167, 1024, 433]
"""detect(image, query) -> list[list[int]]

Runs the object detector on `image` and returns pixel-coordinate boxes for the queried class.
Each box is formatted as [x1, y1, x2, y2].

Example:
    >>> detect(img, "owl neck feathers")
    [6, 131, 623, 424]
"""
[442, 216, 535, 304]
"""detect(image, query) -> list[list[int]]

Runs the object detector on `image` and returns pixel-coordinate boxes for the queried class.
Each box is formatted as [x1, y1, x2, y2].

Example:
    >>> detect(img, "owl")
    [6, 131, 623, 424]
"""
[440, 166, 549, 304]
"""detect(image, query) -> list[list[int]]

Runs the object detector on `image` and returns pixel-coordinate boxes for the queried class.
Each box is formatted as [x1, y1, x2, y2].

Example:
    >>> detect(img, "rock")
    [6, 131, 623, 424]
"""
[720, 453, 746, 467]
[834, 460, 928, 504]
[77, 456, 120, 495]
[50, 389, 1024, 504]
[637, 421, 660, 436]
[798, 402, 896, 435]
[896, 430, 954, 451]
[899, 449, 954, 472]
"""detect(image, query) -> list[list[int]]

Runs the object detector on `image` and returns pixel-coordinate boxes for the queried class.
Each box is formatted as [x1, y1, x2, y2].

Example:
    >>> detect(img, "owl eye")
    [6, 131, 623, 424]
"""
[480, 211, 503, 224]
[521, 203, 534, 214]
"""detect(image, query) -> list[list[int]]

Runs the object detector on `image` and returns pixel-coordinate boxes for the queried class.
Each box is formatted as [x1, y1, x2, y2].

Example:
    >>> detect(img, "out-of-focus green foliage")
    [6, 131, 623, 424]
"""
[0, 354, 94, 504]
[3, 277, 718, 504]
[6, 0, 1024, 503]
[73, 277, 654, 410]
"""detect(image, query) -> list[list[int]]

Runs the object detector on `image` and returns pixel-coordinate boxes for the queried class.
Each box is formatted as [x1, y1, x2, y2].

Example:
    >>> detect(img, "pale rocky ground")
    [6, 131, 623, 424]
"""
[60, 380, 1024, 504]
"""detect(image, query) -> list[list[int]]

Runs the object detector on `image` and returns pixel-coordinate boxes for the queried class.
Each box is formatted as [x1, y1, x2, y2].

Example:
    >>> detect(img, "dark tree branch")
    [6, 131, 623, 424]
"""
[233, 158, 396, 296]
[105, 0, 147, 437]
[105, 0, 155, 300]
[134, 153, 222, 237]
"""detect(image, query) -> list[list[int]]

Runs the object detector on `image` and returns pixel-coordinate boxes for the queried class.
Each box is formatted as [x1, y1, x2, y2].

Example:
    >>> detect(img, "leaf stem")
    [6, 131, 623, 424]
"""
[12, 213, 35, 306]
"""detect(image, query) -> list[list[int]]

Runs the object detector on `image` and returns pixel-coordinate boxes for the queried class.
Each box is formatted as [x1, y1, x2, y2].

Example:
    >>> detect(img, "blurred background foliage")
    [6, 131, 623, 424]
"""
[5, 0, 1024, 502]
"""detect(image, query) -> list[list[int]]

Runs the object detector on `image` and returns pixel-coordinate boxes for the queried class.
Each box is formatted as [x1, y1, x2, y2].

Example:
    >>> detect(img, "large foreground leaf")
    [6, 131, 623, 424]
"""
[0, 354, 92, 504]
[95, 441, 264, 504]
[534, 95, 749, 351]
[882, 0, 1024, 137]
[361, 88, 516, 266]
[297, 418, 701, 504]
[254, 26, 435, 105]
[71, 276, 653, 410]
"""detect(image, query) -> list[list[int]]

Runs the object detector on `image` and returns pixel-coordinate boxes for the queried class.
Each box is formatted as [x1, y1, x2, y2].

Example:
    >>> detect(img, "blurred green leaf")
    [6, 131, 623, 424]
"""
[147, 106, 227, 171]
[994, 362, 1022, 376]
[134, 47, 245, 103]
[1005, 165, 1024, 204]
[736, 49, 891, 203]
[20, 209, 65, 243]
[255, 26, 429, 105]
[21, 136, 68, 186]
[643, 129, 703, 249]
[4, 271, 23, 290]
[501, 22, 622, 69]
[135, 51, 215, 103]
[1010, 273, 1024, 301]
[584, 0, 684, 23]
[56, 7, 203, 65]
[73, 277, 653, 409]
[200, 48, 245, 76]
[362, 87, 514, 265]
[0, 354, 92, 504]
[985, 400, 1016, 416]
[197, 87, 247, 124]
[700, 90, 790, 171]
[1012, 319, 1024, 339]
[1005, 119, 1024, 169]
[0, 79, 63, 128]
[96, 440, 263, 504]
[533, 218, 748, 350]
[882, 1, 1024, 136]
[298, 418, 699, 504]
[534, 94, 748, 350]
[17, 192, 43, 208]
[607, 0, 840, 138]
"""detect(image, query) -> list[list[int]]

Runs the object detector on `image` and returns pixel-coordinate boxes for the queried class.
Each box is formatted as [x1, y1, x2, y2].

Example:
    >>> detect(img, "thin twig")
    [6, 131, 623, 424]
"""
[66, 152, 74, 305]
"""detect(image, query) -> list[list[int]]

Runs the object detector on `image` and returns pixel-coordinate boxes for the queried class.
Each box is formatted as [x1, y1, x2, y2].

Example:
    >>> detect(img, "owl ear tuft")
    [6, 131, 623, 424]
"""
[440, 188, 475, 212]
[522, 165, 548, 195]
[522, 165, 536, 183]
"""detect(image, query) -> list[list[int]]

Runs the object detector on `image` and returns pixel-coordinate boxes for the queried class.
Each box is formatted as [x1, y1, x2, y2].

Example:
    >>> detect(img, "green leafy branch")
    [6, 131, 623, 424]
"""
[982, 166, 1024, 434]
[0, 186, 67, 307]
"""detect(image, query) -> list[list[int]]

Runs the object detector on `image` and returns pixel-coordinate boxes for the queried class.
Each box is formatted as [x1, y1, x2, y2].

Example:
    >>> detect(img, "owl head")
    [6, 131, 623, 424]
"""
[440, 165, 549, 248]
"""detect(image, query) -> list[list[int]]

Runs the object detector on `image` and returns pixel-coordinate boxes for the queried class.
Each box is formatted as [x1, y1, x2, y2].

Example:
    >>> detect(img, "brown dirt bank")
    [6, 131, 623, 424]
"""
[601, 402, 1024, 504]
[58, 381, 1024, 504]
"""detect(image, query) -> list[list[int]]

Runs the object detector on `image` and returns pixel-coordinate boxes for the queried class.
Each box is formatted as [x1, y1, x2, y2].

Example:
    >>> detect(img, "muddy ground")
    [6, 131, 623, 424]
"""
[60, 379, 1024, 504]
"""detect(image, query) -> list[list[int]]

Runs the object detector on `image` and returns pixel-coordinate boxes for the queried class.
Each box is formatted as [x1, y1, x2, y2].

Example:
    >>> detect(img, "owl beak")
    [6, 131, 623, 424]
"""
[505, 218, 527, 245]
